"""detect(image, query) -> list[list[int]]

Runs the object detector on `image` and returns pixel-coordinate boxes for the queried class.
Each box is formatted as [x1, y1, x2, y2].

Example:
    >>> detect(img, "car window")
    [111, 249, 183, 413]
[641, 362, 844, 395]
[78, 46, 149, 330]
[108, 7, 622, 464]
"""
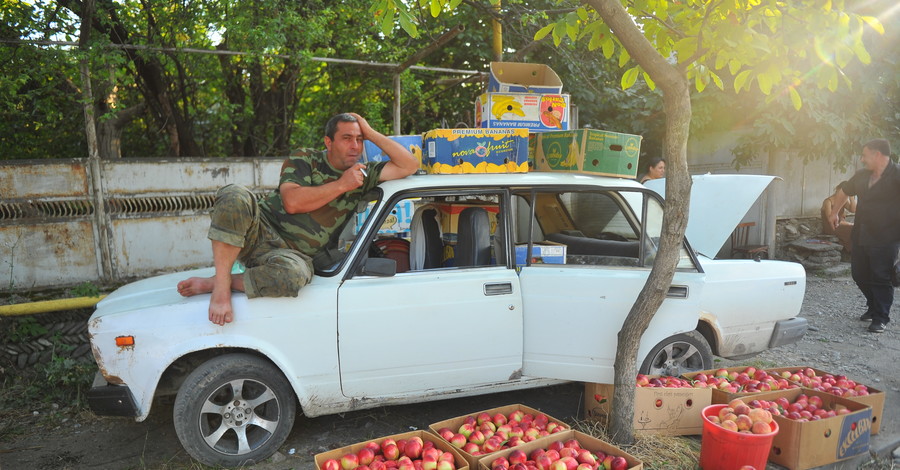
[351, 191, 510, 276]
[620, 190, 697, 270]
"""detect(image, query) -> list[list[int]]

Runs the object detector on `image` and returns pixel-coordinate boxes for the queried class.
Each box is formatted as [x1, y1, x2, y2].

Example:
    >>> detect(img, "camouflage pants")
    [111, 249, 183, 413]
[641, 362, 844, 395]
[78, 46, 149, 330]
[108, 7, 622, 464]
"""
[208, 184, 313, 298]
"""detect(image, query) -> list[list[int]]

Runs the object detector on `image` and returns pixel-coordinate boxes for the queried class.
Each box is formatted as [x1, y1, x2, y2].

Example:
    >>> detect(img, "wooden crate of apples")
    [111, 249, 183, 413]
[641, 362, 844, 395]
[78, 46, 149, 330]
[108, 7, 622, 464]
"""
[765, 366, 885, 434]
[315, 431, 468, 470]
[477, 430, 643, 470]
[430, 405, 569, 468]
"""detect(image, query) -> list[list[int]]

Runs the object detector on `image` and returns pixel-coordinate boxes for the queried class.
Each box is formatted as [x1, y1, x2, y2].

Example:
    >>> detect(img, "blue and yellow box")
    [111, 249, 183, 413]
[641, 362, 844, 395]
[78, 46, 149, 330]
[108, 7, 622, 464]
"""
[354, 199, 416, 236]
[422, 128, 530, 174]
[475, 93, 570, 131]
[515, 242, 567, 265]
[362, 135, 423, 165]
[532, 129, 642, 178]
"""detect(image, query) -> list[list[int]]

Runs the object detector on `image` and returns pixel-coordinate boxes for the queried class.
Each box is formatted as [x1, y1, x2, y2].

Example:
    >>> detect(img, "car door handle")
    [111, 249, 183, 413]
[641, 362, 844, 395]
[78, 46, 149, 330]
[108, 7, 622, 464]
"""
[484, 282, 513, 296]
[667, 285, 689, 298]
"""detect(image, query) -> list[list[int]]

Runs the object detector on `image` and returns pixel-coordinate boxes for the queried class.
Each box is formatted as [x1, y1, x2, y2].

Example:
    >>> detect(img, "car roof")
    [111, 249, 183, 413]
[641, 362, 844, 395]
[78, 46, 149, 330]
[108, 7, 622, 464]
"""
[377, 171, 646, 192]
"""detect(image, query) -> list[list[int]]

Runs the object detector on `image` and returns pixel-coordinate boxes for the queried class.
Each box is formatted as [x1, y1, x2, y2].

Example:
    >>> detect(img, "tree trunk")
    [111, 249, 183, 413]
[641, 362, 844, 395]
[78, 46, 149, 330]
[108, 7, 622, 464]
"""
[583, 0, 693, 445]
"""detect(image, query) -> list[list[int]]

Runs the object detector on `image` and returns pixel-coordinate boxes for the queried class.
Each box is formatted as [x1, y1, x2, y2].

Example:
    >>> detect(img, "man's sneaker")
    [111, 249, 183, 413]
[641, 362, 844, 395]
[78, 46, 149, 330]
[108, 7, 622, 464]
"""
[868, 322, 886, 333]
[860, 311, 873, 321]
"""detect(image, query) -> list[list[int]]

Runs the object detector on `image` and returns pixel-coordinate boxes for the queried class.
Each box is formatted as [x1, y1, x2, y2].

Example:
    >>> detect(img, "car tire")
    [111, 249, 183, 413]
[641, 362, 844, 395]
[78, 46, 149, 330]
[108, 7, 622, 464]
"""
[639, 331, 713, 376]
[173, 353, 296, 467]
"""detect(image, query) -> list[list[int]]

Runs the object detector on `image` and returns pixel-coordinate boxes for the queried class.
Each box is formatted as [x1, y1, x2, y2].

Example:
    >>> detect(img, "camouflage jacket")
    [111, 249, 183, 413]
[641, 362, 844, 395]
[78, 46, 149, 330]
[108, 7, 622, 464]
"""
[259, 149, 386, 257]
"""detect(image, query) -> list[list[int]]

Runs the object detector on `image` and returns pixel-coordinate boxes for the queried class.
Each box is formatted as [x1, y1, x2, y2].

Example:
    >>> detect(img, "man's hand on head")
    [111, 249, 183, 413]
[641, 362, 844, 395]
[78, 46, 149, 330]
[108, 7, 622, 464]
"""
[348, 113, 373, 140]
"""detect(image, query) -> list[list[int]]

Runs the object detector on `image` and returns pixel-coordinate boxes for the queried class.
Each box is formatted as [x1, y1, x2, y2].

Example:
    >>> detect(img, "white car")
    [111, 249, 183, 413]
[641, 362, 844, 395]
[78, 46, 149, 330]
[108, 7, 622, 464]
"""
[86, 172, 806, 467]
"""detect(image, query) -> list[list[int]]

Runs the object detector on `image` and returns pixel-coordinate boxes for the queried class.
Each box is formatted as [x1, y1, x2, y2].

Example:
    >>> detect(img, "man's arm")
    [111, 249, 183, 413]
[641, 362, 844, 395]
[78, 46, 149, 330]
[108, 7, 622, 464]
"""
[829, 187, 851, 230]
[279, 165, 365, 214]
[348, 113, 418, 181]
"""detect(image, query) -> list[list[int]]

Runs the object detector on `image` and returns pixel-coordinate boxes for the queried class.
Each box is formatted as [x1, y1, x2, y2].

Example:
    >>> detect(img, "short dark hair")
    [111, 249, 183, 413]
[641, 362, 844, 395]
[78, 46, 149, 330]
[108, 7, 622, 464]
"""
[324, 113, 358, 140]
[863, 138, 891, 157]
[645, 157, 665, 170]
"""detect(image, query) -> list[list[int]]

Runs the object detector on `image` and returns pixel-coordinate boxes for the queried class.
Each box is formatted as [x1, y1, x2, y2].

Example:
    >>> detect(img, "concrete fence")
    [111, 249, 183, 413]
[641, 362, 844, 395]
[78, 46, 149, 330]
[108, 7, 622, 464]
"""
[1, 157, 282, 293]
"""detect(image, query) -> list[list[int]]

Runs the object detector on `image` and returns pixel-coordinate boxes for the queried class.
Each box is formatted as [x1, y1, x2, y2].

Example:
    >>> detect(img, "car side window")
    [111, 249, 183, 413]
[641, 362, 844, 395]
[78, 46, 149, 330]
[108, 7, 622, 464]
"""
[512, 189, 644, 268]
[353, 192, 510, 275]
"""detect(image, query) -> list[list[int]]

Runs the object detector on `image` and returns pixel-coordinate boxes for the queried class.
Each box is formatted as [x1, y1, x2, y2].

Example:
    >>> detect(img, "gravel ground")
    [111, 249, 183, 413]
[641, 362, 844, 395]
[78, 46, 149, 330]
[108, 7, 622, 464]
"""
[1, 268, 898, 469]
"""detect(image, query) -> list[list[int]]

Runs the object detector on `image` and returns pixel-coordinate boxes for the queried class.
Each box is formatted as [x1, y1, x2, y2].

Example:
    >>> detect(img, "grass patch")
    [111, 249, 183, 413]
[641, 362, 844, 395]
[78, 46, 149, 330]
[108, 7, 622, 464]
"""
[572, 420, 700, 470]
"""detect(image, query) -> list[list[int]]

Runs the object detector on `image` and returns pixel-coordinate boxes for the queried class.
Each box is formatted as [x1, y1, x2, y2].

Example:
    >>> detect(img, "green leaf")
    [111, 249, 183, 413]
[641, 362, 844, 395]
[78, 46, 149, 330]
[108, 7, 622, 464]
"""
[827, 67, 838, 92]
[860, 15, 885, 34]
[553, 21, 566, 46]
[642, 72, 656, 91]
[734, 70, 752, 92]
[397, 7, 418, 37]
[835, 45, 853, 68]
[852, 40, 871, 64]
[729, 59, 741, 75]
[757, 70, 773, 94]
[534, 24, 554, 41]
[715, 53, 727, 71]
[448, 0, 463, 8]
[602, 36, 614, 59]
[380, 7, 395, 36]
[430, 0, 441, 18]
[577, 7, 589, 21]
[618, 48, 630, 68]
[710, 70, 724, 90]
[621, 66, 640, 90]
[789, 86, 802, 110]
[673, 37, 697, 62]
[695, 71, 707, 92]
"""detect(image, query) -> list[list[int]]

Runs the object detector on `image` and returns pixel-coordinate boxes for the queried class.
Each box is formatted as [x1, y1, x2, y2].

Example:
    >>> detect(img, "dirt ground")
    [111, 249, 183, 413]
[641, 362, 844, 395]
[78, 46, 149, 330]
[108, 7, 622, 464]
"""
[1, 268, 898, 470]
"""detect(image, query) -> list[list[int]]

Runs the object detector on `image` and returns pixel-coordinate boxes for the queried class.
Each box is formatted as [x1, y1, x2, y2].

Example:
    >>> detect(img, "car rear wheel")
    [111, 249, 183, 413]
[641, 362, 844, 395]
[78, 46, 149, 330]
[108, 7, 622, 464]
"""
[639, 331, 713, 376]
[173, 353, 296, 467]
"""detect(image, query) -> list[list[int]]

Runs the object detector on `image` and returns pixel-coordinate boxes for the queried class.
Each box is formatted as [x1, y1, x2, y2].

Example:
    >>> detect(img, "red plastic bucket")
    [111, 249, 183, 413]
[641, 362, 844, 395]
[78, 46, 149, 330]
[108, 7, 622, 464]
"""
[699, 404, 779, 470]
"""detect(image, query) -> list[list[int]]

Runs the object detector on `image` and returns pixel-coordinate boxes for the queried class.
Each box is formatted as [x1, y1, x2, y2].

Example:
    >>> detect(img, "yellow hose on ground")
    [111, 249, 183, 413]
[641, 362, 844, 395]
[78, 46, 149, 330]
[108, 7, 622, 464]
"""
[0, 296, 106, 316]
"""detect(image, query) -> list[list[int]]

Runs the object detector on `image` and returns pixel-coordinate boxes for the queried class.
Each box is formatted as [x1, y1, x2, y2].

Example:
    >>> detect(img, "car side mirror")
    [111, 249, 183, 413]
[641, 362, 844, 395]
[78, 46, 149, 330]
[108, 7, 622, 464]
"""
[359, 257, 396, 277]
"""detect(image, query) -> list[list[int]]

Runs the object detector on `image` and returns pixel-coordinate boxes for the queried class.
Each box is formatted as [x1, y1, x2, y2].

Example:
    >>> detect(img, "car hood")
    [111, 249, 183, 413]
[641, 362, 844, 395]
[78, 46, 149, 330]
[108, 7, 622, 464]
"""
[644, 174, 777, 257]
[93, 267, 215, 317]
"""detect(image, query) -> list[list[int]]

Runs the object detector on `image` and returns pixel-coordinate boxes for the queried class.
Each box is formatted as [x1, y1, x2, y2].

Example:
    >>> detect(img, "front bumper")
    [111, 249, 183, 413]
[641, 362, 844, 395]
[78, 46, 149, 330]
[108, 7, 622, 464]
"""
[768, 317, 808, 348]
[86, 372, 139, 417]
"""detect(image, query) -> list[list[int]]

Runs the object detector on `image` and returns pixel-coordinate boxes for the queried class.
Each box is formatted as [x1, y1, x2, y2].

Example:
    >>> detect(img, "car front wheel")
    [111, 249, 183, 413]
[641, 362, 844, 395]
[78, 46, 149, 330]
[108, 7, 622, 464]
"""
[173, 353, 296, 467]
[639, 331, 713, 376]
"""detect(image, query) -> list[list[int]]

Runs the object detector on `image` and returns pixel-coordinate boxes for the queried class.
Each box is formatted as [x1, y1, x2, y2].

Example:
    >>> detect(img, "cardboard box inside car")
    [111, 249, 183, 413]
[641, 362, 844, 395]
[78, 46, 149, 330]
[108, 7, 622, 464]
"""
[515, 242, 566, 265]
[427, 404, 568, 469]
[476, 430, 643, 470]
[583, 380, 711, 436]
[748, 387, 872, 470]
[764, 366, 885, 435]
[422, 129, 529, 174]
[532, 129, 642, 178]
[313, 430, 468, 470]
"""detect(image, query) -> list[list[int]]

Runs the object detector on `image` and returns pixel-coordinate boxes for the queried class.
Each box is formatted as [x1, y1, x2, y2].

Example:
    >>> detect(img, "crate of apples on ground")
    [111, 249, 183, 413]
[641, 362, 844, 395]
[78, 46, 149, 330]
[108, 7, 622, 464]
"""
[765, 366, 884, 434]
[430, 405, 569, 467]
[684, 366, 798, 404]
[477, 430, 642, 470]
[315, 431, 468, 470]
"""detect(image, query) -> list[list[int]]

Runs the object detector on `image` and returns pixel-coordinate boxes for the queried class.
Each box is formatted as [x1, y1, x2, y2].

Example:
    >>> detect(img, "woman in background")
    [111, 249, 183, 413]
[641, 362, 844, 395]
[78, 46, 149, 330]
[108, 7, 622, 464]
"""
[639, 157, 666, 184]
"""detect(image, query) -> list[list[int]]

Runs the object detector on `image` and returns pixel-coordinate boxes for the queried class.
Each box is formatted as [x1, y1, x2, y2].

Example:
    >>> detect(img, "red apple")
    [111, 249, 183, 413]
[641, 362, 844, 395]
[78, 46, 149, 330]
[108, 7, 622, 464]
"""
[358, 448, 376, 466]
[610, 456, 628, 470]
[323, 459, 342, 470]
[342, 453, 360, 470]
[449, 434, 467, 449]
[492, 457, 510, 470]
[436, 460, 455, 470]
[492, 413, 508, 426]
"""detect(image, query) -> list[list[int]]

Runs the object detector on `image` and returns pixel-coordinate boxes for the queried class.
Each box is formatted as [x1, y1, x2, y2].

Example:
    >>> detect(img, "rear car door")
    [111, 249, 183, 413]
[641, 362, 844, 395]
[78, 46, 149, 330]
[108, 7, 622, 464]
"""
[515, 187, 705, 383]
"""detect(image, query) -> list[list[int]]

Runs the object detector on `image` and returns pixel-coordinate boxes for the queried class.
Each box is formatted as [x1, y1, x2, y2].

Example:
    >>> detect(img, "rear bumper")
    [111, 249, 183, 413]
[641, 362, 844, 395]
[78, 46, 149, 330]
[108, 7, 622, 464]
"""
[768, 317, 808, 348]
[86, 372, 139, 417]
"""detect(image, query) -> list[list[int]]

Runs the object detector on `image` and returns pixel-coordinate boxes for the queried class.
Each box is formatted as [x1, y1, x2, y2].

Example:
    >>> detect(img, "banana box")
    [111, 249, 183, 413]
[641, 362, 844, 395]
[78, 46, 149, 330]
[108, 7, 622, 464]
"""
[488, 61, 564, 94]
[354, 199, 415, 236]
[475, 93, 570, 131]
[422, 128, 529, 174]
[533, 129, 642, 178]
[362, 135, 423, 165]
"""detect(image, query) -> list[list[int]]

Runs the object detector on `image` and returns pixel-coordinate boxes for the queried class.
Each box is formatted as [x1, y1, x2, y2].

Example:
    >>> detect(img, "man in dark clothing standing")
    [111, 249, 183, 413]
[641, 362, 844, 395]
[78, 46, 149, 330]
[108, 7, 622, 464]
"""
[830, 139, 898, 333]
